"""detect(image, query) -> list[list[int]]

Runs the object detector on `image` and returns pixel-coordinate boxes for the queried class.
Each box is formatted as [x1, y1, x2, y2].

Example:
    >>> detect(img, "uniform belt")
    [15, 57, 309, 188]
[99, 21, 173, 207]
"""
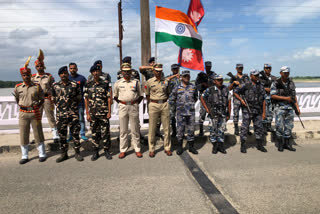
[150, 99, 167, 104]
[119, 100, 138, 105]
[20, 106, 35, 111]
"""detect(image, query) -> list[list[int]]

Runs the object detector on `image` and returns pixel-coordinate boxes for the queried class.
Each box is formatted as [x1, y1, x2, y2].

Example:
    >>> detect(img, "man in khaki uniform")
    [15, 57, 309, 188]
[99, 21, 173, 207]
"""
[32, 49, 60, 143]
[114, 63, 143, 159]
[145, 63, 172, 157]
[14, 57, 47, 164]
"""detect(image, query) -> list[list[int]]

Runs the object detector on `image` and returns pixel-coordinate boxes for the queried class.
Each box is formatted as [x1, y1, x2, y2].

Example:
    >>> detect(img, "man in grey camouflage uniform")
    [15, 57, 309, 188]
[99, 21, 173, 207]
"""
[260, 63, 277, 134]
[228, 64, 250, 136]
[234, 69, 267, 153]
[84, 65, 112, 161]
[195, 61, 216, 136]
[270, 66, 300, 152]
[166, 63, 180, 137]
[52, 66, 83, 162]
[201, 74, 231, 154]
[169, 70, 198, 155]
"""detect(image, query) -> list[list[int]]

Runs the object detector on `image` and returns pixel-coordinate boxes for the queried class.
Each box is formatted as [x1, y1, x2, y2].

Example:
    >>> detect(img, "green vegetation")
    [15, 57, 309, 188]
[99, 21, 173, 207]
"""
[0, 81, 21, 88]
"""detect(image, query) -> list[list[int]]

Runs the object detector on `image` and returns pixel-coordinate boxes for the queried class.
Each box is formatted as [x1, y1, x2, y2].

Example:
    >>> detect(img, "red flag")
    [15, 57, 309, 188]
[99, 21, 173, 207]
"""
[178, 0, 205, 71]
[187, 0, 205, 26]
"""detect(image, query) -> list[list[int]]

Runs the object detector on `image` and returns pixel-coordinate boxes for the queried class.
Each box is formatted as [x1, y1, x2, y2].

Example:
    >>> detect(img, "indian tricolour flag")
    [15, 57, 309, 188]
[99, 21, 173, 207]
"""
[155, 6, 202, 51]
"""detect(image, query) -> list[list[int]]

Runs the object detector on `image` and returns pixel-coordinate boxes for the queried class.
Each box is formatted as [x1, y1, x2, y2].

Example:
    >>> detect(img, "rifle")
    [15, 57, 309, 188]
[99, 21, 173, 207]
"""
[259, 70, 271, 87]
[227, 72, 252, 114]
[277, 79, 305, 129]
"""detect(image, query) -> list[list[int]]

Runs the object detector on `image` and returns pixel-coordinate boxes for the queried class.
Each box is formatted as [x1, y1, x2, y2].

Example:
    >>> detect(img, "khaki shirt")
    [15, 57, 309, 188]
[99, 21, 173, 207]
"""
[14, 82, 44, 107]
[145, 77, 169, 100]
[114, 78, 142, 102]
[31, 73, 54, 95]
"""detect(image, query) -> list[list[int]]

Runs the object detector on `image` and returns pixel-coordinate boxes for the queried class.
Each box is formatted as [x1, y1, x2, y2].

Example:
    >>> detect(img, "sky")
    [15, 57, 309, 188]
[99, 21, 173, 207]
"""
[0, 0, 320, 81]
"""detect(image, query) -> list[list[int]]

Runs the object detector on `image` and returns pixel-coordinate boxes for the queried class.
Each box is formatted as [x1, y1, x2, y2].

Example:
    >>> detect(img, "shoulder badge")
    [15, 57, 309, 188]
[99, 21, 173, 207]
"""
[15, 82, 23, 87]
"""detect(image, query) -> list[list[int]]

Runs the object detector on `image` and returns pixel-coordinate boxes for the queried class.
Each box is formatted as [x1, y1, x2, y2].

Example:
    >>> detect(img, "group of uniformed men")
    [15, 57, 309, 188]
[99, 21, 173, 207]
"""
[14, 50, 301, 165]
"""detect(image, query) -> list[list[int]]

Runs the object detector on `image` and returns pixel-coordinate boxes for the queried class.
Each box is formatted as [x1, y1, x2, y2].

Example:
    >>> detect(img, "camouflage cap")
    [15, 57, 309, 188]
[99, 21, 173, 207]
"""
[250, 69, 259, 76]
[264, 63, 272, 68]
[153, 63, 163, 71]
[121, 63, 132, 71]
[181, 70, 190, 76]
[236, 63, 243, 68]
[280, 66, 290, 73]
[214, 74, 223, 80]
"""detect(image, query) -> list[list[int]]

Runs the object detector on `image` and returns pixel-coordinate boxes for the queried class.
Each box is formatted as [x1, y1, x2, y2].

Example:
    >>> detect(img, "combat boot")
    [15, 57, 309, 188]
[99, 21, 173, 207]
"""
[176, 140, 184, 155]
[234, 123, 239, 136]
[277, 136, 284, 152]
[104, 148, 113, 160]
[256, 139, 267, 152]
[188, 141, 198, 155]
[240, 140, 247, 153]
[198, 124, 204, 136]
[218, 142, 227, 154]
[91, 147, 100, 161]
[56, 150, 69, 163]
[283, 138, 296, 152]
[212, 142, 218, 154]
[74, 148, 84, 161]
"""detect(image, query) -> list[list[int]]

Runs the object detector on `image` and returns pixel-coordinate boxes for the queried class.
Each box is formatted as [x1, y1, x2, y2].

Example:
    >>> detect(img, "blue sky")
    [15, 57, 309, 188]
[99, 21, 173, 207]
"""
[0, 0, 320, 81]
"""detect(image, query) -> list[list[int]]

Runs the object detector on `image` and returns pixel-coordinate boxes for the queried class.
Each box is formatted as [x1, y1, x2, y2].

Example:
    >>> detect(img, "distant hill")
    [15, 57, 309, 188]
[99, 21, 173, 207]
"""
[0, 81, 21, 88]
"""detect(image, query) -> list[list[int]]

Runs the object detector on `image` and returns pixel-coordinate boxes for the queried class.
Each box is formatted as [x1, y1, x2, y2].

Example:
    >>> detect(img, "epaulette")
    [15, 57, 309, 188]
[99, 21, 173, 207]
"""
[15, 82, 23, 87]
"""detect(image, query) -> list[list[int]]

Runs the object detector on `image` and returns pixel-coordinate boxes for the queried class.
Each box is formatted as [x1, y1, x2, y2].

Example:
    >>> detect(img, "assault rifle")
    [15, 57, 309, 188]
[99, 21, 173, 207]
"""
[277, 79, 305, 129]
[227, 72, 252, 114]
[259, 70, 271, 87]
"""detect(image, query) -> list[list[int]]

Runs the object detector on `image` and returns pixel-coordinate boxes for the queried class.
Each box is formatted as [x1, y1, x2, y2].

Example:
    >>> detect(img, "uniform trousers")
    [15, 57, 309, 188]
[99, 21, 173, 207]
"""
[19, 111, 45, 145]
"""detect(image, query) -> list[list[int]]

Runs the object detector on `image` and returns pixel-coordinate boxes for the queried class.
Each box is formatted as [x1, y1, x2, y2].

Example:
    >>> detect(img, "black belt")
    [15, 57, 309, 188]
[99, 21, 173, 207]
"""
[20, 106, 35, 111]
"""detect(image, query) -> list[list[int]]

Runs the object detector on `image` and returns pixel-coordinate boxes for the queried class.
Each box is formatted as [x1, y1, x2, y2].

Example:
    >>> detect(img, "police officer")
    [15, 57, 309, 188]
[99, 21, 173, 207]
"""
[260, 63, 277, 134]
[270, 66, 300, 152]
[200, 74, 231, 154]
[228, 64, 250, 136]
[195, 61, 216, 136]
[84, 65, 112, 161]
[114, 63, 143, 159]
[166, 63, 180, 137]
[234, 69, 267, 153]
[169, 70, 198, 155]
[15, 57, 47, 164]
[117, 56, 140, 80]
[145, 63, 172, 157]
[52, 66, 83, 162]
[32, 49, 60, 143]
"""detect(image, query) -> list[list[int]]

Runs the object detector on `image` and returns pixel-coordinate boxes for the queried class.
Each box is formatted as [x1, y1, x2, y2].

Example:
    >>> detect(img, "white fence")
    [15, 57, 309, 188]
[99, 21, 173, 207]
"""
[1, 88, 320, 129]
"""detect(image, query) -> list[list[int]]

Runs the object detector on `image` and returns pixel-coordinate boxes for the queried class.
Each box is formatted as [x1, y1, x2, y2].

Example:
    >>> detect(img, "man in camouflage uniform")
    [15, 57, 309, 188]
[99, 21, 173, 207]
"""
[169, 70, 198, 155]
[234, 69, 267, 153]
[228, 63, 250, 136]
[52, 66, 83, 162]
[201, 74, 231, 154]
[260, 63, 277, 134]
[145, 63, 172, 157]
[270, 66, 300, 152]
[195, 61, 216, 136]
[32, 50, 60, 143]
[117, 56, 140, 80]
[15, 58, 47, 164]
[166, 63, 180, 137]
[84, 65, 112, 161]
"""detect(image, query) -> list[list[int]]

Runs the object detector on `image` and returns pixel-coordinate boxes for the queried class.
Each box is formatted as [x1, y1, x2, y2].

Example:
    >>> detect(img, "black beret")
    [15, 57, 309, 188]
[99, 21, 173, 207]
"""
[171, 64, 179, 69]
[58, 66, 68, 75]
[148, 57, 155, 63]
[122, 56, 131, 63]
[94, 60, 102, 66]
[90, 65, 101, 73]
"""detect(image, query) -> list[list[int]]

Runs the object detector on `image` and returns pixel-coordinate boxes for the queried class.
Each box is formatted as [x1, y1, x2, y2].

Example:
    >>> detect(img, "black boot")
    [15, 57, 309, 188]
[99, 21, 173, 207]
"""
[91, 147, 100, 161]
[218, 142, 227, 154]
[74, 148, 84, 161]
[212, 142, 218, 154]
[171, 120, 177, 138]
[283, 138, 296, 152]
[56, 150, 69, 163]
[234, 123, 239, 136]
[199, 124, 204, 136]
[176, 140, 183, 155]
[19, 159, 29, 165]
[277, 136, 284, 152]
[188, 141, 198, 155]
[241, 140, 247, 153]
[256, 139, 267, 152]
[104, 148, 113, 160]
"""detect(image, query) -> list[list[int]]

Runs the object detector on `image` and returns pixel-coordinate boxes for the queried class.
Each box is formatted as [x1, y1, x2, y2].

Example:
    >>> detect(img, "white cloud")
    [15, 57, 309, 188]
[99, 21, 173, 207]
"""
[293, 47, 320, 59]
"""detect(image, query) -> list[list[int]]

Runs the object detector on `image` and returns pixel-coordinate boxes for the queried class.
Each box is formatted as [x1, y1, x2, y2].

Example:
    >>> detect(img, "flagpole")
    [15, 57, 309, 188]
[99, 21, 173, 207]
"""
[155, 43, 157, 63]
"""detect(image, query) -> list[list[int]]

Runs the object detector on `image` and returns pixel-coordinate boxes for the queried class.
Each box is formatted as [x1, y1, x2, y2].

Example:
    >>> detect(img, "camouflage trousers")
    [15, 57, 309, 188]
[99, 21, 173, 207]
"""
[240, 109, 264, 142]
[170, 104, 176, 129]
[262, 98, 274, 124]
[56, 113, 80, 150]
[199, 104, 207, 124]
[209, 116, 227, 143]
[274, 107, 294, 139]
[232, 98, 241, 123]
[90, 114, 111, 149]
[177, 113, 195, 141]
